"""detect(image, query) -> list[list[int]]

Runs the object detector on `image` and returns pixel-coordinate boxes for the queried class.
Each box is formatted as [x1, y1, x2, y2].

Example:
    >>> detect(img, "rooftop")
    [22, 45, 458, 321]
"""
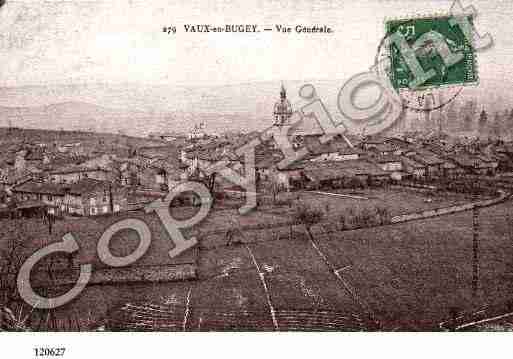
[13, 180, 65, 195]
[49, 164, 107, 175]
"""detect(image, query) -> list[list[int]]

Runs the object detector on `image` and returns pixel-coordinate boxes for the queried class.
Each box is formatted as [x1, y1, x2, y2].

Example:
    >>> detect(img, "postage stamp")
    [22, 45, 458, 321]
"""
[385, 15, 478, 91]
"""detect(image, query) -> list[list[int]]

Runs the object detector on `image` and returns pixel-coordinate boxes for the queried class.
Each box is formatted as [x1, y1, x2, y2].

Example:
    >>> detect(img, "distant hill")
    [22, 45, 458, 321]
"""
[0, 81, 356, 136]
[0, 127, 163, 148]
[0, 101, 171, 137]
[0, 100, 275, 137]
[0, 79, 504, 137]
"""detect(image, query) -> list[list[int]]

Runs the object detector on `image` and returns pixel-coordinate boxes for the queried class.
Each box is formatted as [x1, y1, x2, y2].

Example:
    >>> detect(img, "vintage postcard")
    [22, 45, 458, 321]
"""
[0, 0, 511, 357]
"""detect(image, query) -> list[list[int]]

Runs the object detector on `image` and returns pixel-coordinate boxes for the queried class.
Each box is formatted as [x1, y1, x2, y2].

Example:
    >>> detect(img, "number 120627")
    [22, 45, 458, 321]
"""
[34, 348, 66, 357]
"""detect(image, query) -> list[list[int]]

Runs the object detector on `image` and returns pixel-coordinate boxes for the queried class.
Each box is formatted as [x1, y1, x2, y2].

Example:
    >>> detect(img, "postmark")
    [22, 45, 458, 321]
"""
[374, 12, 479, 113]
[386, 15, 478, 90]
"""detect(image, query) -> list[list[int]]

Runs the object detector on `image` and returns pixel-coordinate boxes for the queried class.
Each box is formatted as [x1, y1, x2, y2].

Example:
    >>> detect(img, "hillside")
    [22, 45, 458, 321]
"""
[0, 127, 163, 148]
[0, 80, 507, 138]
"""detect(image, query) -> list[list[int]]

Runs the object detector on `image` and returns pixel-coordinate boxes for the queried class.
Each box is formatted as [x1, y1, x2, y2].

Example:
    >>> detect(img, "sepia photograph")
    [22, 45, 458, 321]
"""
[0, 0, 512, 357]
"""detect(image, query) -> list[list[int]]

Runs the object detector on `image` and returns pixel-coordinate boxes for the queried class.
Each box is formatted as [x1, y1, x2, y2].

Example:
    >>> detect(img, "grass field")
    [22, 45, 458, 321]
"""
[2, 187, 511, 331]
[298, 187, 476, 217]
[312, 200, 513, 330]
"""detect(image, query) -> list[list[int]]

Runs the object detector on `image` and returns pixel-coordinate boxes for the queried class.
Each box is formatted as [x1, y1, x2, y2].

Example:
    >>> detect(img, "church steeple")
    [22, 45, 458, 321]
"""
[273, 83, 293, 127]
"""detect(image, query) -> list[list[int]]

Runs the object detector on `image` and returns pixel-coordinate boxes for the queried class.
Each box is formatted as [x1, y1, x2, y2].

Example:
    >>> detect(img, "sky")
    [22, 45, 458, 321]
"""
[0, 0, 511, 110]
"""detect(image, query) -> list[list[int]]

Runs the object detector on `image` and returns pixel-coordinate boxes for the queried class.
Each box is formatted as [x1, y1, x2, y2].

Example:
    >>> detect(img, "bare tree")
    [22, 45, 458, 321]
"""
[0, 220, 30, 308]
[270, 181, 281, 204]
[376, 206, 391, 225]
[0, 220, 33, 331]
[292, 203, 324, 233]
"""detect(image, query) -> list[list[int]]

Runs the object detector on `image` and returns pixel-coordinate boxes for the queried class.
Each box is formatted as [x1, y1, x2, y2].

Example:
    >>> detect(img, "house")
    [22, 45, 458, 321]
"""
[384, 137, 412, 149]
[14, 201, 55, 219]
[137, 160, 175, 191]
[137, 145, 181, 161]
[441, 158, 466, 178]
[43, 152, 83, 169]
[255, 150, 283, 182]
[475, 155, 499, 176]
[406, 150, 444, 178]
[48, 165, 110, 184]
[303, 135, 341, 161]
[362, 140, 395, 156]
[181, 139, 231, 170]
[492, 150, 513, 172]
[401, 156, 426, 179]
[445, 153, 497, 176]
[12, 180, 65, 215]
[302, 134, 356, 162]
[80, 154, 114, 169]
[25, 148, 47, 168]
[110, 158, 147, 186]
[14, 150, 27, 172]
[270, 161, 305, 191]
[302, 160, 389, 188]
[302, 165, 346, 188]
[0, 167, 34, 192]
[332, 159, 390, 186]
[337, 148, 366, 161]
[372, 155, 405, 181]
[112, 156, 188, 191]
[372, 155, 403, 172]
[57, 142, 82, 154]
[63, 178, 129, 216]
[445, 153, 476, 174]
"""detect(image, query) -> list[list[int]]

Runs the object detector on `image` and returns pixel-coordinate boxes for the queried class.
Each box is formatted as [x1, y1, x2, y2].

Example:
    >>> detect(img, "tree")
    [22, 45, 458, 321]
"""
[491, 112, 502, 140]
[445, 100, 458, 131]
[478, 108, 488, 133]
[506, 109, 513, 134]
[460, 99, 477, 131]
[376, 206, 391, 225]
[292, 203, 324, 231]
[463, 115, 472, 132]
[270, 181, 281, 204]
[107, 161, 124, 185]
[0, 220, 31, 306]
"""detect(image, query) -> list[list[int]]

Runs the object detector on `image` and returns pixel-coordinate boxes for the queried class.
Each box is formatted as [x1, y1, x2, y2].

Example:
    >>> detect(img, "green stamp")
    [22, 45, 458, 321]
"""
[385, 15, 478, 90]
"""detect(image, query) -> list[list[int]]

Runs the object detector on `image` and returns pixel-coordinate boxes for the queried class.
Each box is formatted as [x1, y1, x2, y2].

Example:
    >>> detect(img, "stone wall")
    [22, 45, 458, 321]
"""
[390, 190, 509, 224]
[31, 263, 196, 288]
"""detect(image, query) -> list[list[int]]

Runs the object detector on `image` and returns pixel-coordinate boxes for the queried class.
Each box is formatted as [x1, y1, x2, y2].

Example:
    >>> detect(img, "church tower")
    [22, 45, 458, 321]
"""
[273, 83, 293, 127]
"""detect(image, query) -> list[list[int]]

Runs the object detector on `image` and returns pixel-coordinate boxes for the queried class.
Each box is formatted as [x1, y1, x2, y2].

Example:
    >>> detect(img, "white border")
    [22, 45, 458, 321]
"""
[1, 333, 512, 359]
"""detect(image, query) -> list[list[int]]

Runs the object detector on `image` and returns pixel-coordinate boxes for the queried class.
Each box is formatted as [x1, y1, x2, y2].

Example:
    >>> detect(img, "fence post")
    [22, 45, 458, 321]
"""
[472, 206, 480, 297]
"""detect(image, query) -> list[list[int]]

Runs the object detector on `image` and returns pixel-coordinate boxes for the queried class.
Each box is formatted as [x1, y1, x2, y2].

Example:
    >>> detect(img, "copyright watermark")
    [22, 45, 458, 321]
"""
[14, 0, 493, 310]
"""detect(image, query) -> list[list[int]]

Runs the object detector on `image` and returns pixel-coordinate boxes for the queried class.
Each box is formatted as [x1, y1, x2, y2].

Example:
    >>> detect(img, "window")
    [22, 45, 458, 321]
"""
[113, 204, 120, 212]
[90, 198, 96, 206]
[47, 195, 53, 201]
[90, 207, 97, 215]
[102, 206, 108, 213]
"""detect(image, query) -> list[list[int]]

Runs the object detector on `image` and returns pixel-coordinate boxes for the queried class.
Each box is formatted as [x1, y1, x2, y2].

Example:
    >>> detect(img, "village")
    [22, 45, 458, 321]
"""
[0, 86, 511, 220]
[2, 86, 513, 332]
